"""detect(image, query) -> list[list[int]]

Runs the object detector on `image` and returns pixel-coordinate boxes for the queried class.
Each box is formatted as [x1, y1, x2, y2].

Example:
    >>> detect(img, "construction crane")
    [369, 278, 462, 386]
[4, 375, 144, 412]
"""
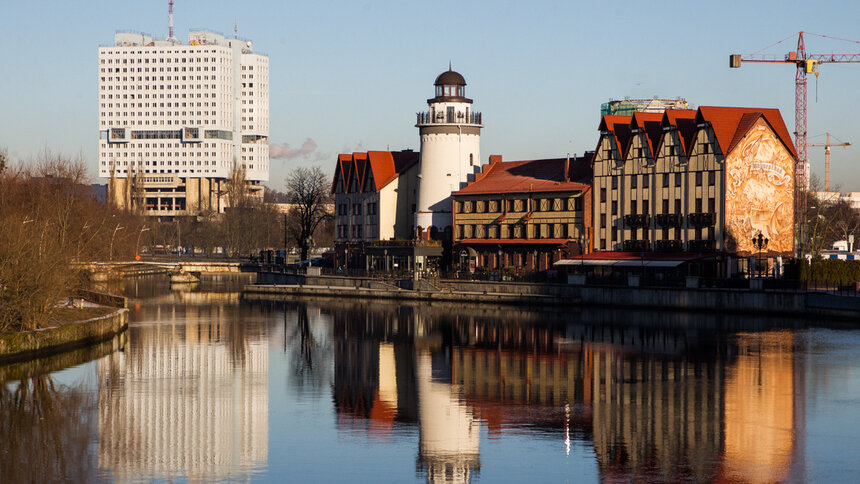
[808, 133, 851, 192]
[729, 31, 860, 188]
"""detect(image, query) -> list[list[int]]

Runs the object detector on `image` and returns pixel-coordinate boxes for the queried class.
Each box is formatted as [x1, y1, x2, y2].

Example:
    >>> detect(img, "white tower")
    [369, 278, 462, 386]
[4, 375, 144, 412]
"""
[415, 68, 483, 239]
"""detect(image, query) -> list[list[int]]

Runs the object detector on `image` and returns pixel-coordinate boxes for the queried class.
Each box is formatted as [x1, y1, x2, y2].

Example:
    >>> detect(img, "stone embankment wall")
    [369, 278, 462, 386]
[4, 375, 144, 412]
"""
[0, 295, 129, 364]
[250, 272, 860, 320]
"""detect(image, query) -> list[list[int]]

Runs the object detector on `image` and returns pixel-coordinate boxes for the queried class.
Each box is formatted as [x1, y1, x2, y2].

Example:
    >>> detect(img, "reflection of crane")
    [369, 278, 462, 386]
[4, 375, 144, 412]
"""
[729, 31, 860, 187]
[807, 133, 852, 191]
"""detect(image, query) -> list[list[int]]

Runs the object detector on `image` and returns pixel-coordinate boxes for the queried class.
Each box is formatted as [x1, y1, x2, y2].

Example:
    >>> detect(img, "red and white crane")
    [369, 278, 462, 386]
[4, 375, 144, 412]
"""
[730, 31, 860, 188]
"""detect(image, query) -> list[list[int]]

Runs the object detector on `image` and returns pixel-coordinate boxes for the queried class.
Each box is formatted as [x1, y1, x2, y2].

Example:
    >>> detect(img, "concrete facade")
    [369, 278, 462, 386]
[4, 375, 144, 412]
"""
[98, 30, 268, 217]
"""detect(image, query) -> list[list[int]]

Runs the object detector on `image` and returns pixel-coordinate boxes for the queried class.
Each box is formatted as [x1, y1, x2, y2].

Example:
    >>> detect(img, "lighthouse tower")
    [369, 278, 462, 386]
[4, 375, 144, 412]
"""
[415, 68, 483, 239]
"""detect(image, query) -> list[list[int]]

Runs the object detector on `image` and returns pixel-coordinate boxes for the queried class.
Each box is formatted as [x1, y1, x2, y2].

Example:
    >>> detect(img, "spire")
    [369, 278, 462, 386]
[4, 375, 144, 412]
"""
[449, 61, 452, 71]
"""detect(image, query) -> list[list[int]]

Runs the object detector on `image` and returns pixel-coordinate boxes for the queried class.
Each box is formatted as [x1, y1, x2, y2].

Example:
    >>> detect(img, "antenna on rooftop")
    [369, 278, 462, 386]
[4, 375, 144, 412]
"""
[167, 0, 178, 43]
[234, 22, 238, 38]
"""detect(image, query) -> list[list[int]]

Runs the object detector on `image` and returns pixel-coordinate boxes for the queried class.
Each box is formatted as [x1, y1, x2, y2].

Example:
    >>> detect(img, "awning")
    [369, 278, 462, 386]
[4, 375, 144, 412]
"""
[555, 259, 686, 268]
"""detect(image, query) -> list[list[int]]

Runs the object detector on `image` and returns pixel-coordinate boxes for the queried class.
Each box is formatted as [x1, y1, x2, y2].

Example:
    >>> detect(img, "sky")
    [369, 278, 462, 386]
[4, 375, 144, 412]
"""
[1, 0, 860, 191]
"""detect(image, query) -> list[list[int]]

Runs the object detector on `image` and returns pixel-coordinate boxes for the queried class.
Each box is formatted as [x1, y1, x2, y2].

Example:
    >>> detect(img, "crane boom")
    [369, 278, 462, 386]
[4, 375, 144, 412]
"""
[729, 31, 860, 189]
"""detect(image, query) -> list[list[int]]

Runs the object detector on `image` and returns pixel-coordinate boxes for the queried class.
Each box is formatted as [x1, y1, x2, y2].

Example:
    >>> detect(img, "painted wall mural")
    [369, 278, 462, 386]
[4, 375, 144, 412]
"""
[725, 118, 795, 255]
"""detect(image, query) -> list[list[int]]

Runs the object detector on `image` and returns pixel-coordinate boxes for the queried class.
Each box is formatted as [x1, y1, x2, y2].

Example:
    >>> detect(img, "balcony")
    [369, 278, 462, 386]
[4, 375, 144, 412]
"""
[623, 240, 650, 252]
[416, 111, 482, 126]
[654, 213, 683, 227]
[688, 240, 716, 252]
[624, 214, 651, 228]
[655, 239, 682, 252]
[688, 212, 716, 227]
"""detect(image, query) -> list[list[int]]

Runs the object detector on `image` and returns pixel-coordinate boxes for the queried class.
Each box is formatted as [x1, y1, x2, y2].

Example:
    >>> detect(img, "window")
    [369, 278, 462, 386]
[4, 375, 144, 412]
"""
[600, 188, 607, 203]
[702, 143, 710, 154]
[663, 174, 670, 188]
[643, 176, 650, 188]
[642, 199, 649, 215]
[600, 214, 606, 228]
[708, 197, 715, 213]
[611, 177, 618, 190]
[675, 199, 682, 214]
[663, 199, 669, 213]
[709, 171, 716, 186]
[631, 200, 638, 214]
[611, 200, 618, 215]
[675, 172, 682, 187]
[695, 198, 703, 213]
[631, 175, 637, 189]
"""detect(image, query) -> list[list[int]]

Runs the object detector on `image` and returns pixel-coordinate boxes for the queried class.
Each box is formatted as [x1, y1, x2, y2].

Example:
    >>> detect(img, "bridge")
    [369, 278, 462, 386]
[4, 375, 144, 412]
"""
[76, 261, 245, 281]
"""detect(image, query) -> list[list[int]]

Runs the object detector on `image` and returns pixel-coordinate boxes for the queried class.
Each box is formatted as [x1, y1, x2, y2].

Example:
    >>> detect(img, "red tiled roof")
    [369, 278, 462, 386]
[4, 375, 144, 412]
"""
[598, 115, 633, 157]
[630, 112, 664, 158]
[453, 157, 591, 196]
[459, 238, 571, 245]
[332, 150, 418, 194]
[697, 106, 797, 159]
[662, 109, 697, 155]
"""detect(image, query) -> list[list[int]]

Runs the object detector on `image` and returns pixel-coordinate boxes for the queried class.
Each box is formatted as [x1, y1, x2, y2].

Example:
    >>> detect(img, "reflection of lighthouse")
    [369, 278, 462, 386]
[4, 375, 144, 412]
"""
[416, 350, 480, 484]
[415, 68, 483, 239]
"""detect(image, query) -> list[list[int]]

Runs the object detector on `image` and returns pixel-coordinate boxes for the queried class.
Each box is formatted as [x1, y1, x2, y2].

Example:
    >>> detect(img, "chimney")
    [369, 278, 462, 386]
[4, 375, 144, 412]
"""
[564, 155, 570, 182]
[489, 155, 502, 165]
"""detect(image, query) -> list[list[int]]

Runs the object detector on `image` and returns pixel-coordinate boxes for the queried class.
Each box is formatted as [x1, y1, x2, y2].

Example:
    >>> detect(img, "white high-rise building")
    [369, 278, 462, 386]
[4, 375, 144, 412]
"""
[98, 30, 269, 216]
[415, 69, 482, 237]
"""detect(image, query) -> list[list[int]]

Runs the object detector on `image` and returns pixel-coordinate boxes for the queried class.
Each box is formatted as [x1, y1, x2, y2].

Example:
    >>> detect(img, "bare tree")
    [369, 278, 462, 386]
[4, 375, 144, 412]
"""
[285, 167, 332, 261]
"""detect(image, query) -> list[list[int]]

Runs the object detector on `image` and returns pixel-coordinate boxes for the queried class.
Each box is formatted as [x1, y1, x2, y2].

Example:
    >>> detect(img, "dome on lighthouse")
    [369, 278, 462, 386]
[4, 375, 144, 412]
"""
[434, 69, 466, 86]
[430, 66, 470, 102]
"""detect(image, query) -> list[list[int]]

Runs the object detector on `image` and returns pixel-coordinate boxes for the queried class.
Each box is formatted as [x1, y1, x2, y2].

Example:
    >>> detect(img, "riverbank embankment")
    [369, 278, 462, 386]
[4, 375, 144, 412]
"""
[245, 272, 860, 321]
[0, 291, 129, 365]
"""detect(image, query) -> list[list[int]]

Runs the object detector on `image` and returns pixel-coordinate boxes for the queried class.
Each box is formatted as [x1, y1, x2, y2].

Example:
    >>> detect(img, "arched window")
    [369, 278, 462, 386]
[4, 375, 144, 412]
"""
[469, 153, 474, 166]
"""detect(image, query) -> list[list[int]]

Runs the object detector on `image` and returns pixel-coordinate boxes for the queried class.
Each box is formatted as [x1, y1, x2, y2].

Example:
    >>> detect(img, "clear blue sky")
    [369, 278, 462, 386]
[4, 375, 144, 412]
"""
[2, 0, 859, 191]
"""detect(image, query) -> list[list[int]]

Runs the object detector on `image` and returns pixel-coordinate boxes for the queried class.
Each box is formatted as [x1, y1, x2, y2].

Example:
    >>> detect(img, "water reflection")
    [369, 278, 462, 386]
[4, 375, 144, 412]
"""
[97, 287, 269, 481]
[0, 334, 124, 482]
[0, 277, 835, 483]
[299, 299, 805, 483]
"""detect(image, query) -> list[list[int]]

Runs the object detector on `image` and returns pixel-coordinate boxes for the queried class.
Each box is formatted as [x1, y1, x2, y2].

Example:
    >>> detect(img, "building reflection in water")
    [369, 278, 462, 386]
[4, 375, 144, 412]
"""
[97, 296, 268, 481]
[322, 300, 805, 483]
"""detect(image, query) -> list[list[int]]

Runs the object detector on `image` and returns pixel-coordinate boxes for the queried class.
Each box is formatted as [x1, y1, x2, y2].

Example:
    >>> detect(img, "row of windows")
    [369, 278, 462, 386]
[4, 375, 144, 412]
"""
[457, 223, 571, 239]
[100, 93, 219, 100]
[598, 197, 716, 226]
[101, 55, 225, 63]
[337, 202, 378, 216]
[101, 102, 220, 108]
[458, 197, 583, 214]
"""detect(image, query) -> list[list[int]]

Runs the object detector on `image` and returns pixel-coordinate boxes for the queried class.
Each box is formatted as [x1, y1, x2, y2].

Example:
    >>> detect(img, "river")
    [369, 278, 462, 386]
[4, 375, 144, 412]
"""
[2, 274, 859, 483]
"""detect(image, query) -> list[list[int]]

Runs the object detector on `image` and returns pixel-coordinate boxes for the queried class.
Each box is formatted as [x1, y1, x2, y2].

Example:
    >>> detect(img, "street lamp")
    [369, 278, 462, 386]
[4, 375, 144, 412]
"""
[136, 226, 150, 260]
[751, 232, 769, 278]
[110, 224, 125, 261]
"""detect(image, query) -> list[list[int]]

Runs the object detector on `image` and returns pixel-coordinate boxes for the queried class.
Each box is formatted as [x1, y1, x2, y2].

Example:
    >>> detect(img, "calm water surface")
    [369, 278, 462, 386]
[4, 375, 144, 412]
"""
[2, 274, 860, 483]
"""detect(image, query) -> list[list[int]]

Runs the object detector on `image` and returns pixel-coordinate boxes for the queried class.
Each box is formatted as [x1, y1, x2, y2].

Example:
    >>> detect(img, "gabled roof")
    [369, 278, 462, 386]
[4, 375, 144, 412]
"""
[696, 106, 797, 159]
[630, 112, 664, 158]
[332, 150, 419, 194]
[454, 157, 591, 196]
[598, 115, 633, 158]
[661, 109, 697, 156]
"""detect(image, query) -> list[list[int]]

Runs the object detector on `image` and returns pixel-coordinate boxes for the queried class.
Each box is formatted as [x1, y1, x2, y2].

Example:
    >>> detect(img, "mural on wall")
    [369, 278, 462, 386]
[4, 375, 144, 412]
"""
[725, 118, 795, 255]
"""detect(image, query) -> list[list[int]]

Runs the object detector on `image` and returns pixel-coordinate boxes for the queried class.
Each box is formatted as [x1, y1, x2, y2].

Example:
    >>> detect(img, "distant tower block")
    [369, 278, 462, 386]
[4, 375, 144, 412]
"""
[415, 68, 483, 239]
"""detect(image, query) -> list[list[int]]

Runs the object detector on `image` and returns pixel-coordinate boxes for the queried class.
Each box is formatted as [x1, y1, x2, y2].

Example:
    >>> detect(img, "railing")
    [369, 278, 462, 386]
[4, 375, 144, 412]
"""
[688, 240, 716, 251]
[624, 214, 650, 228]
[655, 239, 682, 252]
[623, 240, 650, 251]
[416, 111, 482, 125]
[688, 212, 716, 227]
[654, 213, 683, 227]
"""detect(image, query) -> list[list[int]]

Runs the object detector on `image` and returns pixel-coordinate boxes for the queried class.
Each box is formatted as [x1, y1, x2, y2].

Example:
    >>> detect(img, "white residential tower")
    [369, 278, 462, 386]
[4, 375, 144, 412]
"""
[98, 29, 269, 216]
